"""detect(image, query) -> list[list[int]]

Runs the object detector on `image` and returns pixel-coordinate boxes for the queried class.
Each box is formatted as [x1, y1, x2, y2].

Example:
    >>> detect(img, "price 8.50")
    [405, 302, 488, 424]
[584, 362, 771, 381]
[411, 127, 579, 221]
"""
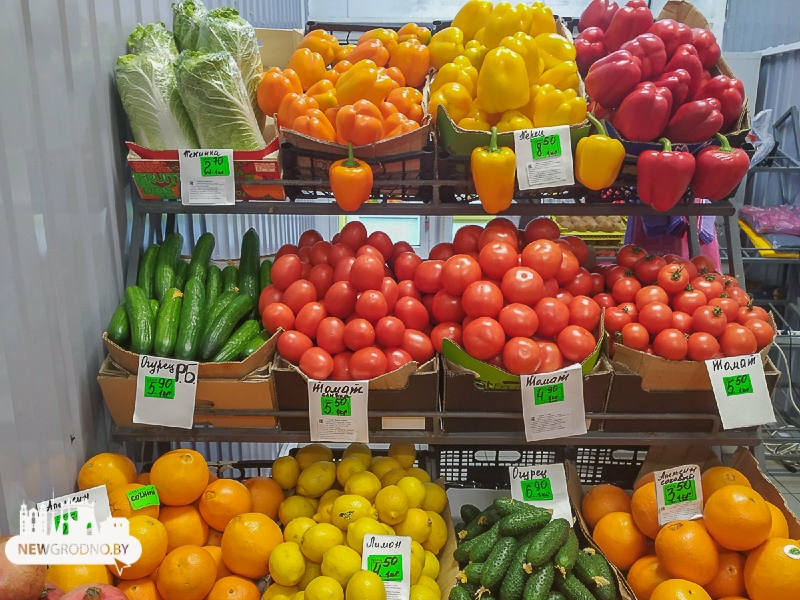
[531, 134, 562, 160]
[521, 477, 554, 502]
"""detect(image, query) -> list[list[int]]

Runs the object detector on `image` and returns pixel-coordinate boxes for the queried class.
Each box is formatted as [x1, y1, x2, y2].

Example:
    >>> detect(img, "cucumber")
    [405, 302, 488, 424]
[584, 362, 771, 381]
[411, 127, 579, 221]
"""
[154, 288, 183, 357]
[260, 258, 273, 290]
[555, 530, 579, 577]
[239, 228, 260, 306]
[240, 329, 269, 360]
[202, 290, 239, 338]
[206, 264, 222, 312]
[454, 534, 480, 565]
[460, 562, 483, 585]
[188, 232, 215, 284]
[499, 507, 553, 536]
[200, 294, 255, 360]
[586, 555, 616, 600]
[574, 550, 600, 588]
[154, 263, 176, 303]
[222, 264, 238, 292]
[516, 528, 543, 549]
[499, 543, 532, 600]
[211, 319, 261, 362]
[555, 574, 596, 600]
[526, 519, 571, 567]
[449, 586, 472, 600]
[546, 593, 567, 600]
[149, 300, 159, 330]
[494, 498, 535, 517]
[157, 232, 184, 270]
[460, 515, 491, 542]
[124, 286, 153, 354]
[461, 504, 482, 524]
[174, 259, 190, 290]
[523, 561, 555, 600]
[107, 301, 130, 345]
[481, 537, 517, 589]
[137, 244, 160, 299]
[175, 278, 206, 361]
[469, 523, 502, 564]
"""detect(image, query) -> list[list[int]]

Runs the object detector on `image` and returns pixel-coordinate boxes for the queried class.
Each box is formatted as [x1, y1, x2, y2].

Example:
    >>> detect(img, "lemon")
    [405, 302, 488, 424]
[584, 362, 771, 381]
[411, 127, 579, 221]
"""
[300, 523, 344, 562]
[380, 468, 408, 488]
[314, 490, 343, 524]
[321, 545, 362, 588]
[313, 507, 332, 524]
[395, 508, 432, 544]
[370, 457, 403, 480]
[337, 457, 366, 487]
[295, 593, 305, 600]
[308, 497, 320, 509]
[422, 550, 440, 580]
[346, 570, 386, 600]
[298, 560, 322, 590]
[417, 576, 440, 595]
[422, 510, 447, 554]
[304, 575, 344, 600]
[321, 489, 343, 504]
[397, 477, 426, 509]
[297, 444, 334, 470]
[285, 516, 317, 544]
[263, 584, 300, 600]
[382, 523, 396, 536]
[375, 485, 409, 525]
[280, 496, 317, 524]
[344, 471, 382, 502]
[347, 517, 388, 553]
[331, 494, 378, 531]
[297, 461, 336, 498]
[270, 541, 307, 586]
[410, 584, 438, 600]
[405, 467, 431, 483]
[273, 456, 301, 491]
[410, 541, 425, 585]
[421, 483, 447, 513]
[343, 443, 372, 469]
[388, 443, 416, 469]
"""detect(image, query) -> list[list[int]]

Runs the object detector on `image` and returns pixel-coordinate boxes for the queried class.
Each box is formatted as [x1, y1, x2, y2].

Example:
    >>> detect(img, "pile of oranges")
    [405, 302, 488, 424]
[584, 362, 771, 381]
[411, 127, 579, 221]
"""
[581, 466, 800, 600]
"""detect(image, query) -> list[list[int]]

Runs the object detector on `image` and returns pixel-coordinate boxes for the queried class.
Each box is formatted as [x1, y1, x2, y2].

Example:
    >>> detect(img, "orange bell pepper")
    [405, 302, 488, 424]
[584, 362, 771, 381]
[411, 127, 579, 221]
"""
[429, 27, 465, 69]
[336, 100, 385, 146]
[298, 30, 339, 65]
[291, 108, 336, 142]
[321, 69, 340, 85]
[379, 101, 399, 121]
[359, 28, 399, 55]
[257, 67, 302, 117]
[335, 59, 393, 106]
[383, 66, 406, 88]
[330, 143, 373, 212]
[288, 48, 327, 91]
[335, 44, 356, 63]
[334, 60, 353, 74]
[386, 87, 424, 123]
[347, 38, 390, 68]
[384, 112, 421, 138]
[325, 106, 341, 126]
[307, 79, 339, 112]
[277, 93, 319, 128]
[397, 23, 431, 45]
[388, 39, 431, 88]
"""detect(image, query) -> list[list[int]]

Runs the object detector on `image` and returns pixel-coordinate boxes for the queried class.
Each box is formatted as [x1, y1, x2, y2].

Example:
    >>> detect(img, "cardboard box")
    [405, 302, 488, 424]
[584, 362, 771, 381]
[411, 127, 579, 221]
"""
[272, 356, 440, 432]
[97, 355, 277, 429]
[255, 28, 305, 69]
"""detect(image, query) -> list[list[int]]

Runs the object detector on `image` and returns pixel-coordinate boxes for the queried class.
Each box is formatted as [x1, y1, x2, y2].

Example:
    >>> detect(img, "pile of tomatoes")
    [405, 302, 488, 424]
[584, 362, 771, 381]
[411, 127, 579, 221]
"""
[596, 245, 774, 361]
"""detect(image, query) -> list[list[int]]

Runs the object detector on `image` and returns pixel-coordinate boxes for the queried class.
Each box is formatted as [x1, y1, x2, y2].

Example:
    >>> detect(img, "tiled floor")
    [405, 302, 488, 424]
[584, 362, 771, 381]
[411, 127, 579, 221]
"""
[766, 461, 800, 516]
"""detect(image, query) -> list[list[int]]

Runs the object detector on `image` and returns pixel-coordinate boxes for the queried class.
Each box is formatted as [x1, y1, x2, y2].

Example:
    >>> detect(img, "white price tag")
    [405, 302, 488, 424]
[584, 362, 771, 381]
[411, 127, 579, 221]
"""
[308, 380, 369, 443]
[362, 534, 411, 600]
[654, 465, 703, 526]
[514, 126, 574, 190]
[37, 486, 112, 529]
[179, 149, 235, 205]
[521, 363, 586, 442]
[509, 463, 573, 522]
[705, 354, 775, 429]
[134, 355, 198, 429]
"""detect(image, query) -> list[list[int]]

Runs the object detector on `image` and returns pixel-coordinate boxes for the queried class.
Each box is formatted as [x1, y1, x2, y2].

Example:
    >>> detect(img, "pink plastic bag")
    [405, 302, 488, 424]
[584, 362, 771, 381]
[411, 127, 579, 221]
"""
[625, 215, 722, 272]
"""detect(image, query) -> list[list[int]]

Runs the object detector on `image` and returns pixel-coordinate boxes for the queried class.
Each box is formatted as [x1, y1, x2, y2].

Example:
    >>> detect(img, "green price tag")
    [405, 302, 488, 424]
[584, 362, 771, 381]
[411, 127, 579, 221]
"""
[530, 134, 562, 160]
[200, 155, 231, 177]
[521, 477, 554, 501]
[534, 383, 565, 405]
[723, 374, 753, 396]
[126, 485, 160, 510]
[368, 554, 403, 582]
[144, 376, 175, 399]
[321, 395, 352, 417]
[662, 479, 697, 506]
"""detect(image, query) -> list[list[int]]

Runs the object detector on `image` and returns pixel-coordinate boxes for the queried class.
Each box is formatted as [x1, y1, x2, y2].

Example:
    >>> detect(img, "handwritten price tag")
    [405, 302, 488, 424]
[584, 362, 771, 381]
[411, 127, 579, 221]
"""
[308, 380, 369, 443]
[134, 355, 198, 429]
[143, 376, 175, 399]
[509, 463, 572, 522]
[362, 535, 411, 600]
[520, 363, 585, 442]
[705, 355, 775, 429]
[367, 554, 404, 581]
[521, 477, 554, 502]
[514, 126, 574, 190]
[199, 154, 230, 177]
[655, 465, 703, 526]
[179, 149, 234, 206]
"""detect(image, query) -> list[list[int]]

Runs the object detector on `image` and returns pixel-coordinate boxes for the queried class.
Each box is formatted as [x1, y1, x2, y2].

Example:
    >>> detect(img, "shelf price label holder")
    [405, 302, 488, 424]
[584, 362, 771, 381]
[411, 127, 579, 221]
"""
[520, 363, 586, 442]
[705, 354, 775, 429]
[654, 464, 703, 526]
[308, 379, 369, 443]
[509, 463, 573, 522]
[362, 534, 411, 600]
[179, 149, 235, 206]
[133, 355, 199, 429]
[514, 125, 574, 191]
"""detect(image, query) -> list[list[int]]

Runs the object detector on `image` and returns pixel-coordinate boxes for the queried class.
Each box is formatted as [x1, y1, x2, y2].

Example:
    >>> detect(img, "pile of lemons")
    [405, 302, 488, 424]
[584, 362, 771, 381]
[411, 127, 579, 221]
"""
[265, 442, 448, 600]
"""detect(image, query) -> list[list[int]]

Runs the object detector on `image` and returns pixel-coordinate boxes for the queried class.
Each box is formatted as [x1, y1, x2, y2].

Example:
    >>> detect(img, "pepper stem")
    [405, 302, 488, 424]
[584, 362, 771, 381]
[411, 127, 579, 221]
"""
[714, 132, 734, 153]
[342, 142, 359, 168]
[658, 137, 673, 152]
[487, 126, 500, 153]
[586, 112, 607, 136]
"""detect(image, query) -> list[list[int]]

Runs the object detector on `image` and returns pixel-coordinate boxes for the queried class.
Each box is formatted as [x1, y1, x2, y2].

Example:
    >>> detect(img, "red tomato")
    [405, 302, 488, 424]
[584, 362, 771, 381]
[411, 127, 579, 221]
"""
[343, 318, 376, 351]
[283, 279, 317, 314]
[367, 231, 393, 262]
[555, 251, 580, 285]
[379, 277, 398, 309]
[657, 263, 690, 294]
[486, 217, 517, 232]
[634, 255, 668, 284]
[355, 290, 388, 323]
[331, 233, 340, 244]
[271, 254, 303, 291]
[453, 224, 483, 254]
[616, 244, 647, 269]
[308, 264, 334, 299]
[333, 256, 356, 283]
[536, 341, 564, 373]
[394, 296, 430, 330]
[690, 254, 716, 274]
[384, 347, 414, 372]
[534, 297, 570, 337]
[691, 275, 724, 300]
[669, 258, 697, 281]
[350, 254, 384, 292]
[298, 246, 312, 264]
[262, 302, 295, 334]
[301, 262, 313, 279]
[431, 322, 463, 353]
[331, 351, 353, 380]
[744, 319, 774, 350]
[727, 286, 750, 307]
[590, 273, 605, 296]
[462, 317, 506, 360]
[524, 217, 561, 243]
[298, 229, 323, 248]
[479, 242, 518, 279]
[323, 281, 357, 319]
[259, 285, 284, 314]
[309, 241, 332, 266]
[720, 324, 758, 357]
[542, 277, 559, 297]
[357, 244, 386, 263]
[605, 306, 632, 334]
[635, 285, 669, 310]
[685, 332, 719, 361]
[429, 242, 456, 261]
[414, 260, 445, 294]
[569, 296, 601, 331]
[557, 325, 596, 362]
[612, 277, 642, 304]
[618, 302, 639, 321]
[606, 265, 634, 288]
[664, 253, 683, 263]
[521, 240, 563, 279]
[639, 301, 673, 335]
[593, 293, 616, 309]
[295, 302, 327, 339]
[692, 305, 727, 336]
[402, 329, 435, 363]
[442, 254, 482, 295]
[501, 267, 544, 305]
[329, 243, 355, 268]
[478, 226, 519, 251]
[277, 330, 313, 364]
[432, 290, 466, 323]
[375, 316, 406, 347]
[349, 347, 387, 379]
[563, 236, 589, 266]
[653, 328, 688, 360]
[671, 288, 707, 315]
[556, 290, 574, 306]
[388, 241, 414, 268]
[298, 347, 334, 379]
[621, 322, 649, 350]
[709, 297, 739, 322]
[671, 310, 693, 334]
[498, 303, 539, 337]
[396, 280, 422, 300]
[394, 252, 423, 281]
[276, 244, 299, 259]
[339, 221, 368, 251]
[316, 317, 346, 354]
[462, 281, 504, 318]
[737, 305, 769, 325]
[564, 268, 594, 296]
[503, 338, 543, 375]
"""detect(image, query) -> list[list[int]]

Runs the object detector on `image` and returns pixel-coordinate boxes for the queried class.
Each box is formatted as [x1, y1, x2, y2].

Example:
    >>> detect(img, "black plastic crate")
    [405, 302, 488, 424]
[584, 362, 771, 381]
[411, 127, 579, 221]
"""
[306, 20, 440, 44]
[572, 446, 648, 488]
[438, 447, 565, 489]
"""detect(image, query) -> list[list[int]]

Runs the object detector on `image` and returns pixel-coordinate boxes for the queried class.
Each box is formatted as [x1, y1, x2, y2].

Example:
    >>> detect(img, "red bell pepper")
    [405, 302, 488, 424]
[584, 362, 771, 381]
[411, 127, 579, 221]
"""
[612, 82, 672, 141]
[694, 69, 712, 98]
[604, 0, 653, 53]
[653, 69, 691, 112]
[578, 0, 619, 32]
[588, 100, 615, 122]
[621, 33, 667, 80]
[664, 44, 703, 100]
[648, 19, 692, 59]
[693, 133, 750, 200]
[585, 50, 642, 109]
[696, 75, 745, 130]
[691, 28, 721, 68]
[575, 27, 607, 76]
[637, 137, 696, 211]
[664, 98, 723, 143]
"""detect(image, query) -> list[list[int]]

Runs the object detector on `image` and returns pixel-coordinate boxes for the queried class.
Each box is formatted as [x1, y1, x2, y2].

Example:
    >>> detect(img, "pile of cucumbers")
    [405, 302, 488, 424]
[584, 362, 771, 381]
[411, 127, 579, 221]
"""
[450, 498, 617, 600]
[107, 229, 274, 363]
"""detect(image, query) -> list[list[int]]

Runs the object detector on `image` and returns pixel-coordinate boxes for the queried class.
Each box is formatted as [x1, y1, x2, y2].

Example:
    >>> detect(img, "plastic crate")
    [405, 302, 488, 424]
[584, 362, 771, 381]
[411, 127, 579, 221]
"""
[572, 447, 648, 488]
[437, 447, 565, 489]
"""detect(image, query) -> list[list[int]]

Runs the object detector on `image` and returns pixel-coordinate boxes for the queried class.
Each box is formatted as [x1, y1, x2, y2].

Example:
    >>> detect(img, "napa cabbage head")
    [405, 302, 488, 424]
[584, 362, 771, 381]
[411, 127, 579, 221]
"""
[127, 22, 178, 62]
[172, 0, 206, 51]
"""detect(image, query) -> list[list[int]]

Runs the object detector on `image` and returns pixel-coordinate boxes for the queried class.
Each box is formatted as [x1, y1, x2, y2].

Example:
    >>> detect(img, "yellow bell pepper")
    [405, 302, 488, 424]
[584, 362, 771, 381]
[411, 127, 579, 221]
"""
[535, 33, 577, 70]
[288, 48, 327, 91]
[335, 44, 356, 63]
[538, 60, 579, 91]
[575, 114, 625, 190]
[307, 79, 338, 112]
[517, 4, 534, 34]
[530, 2, 557, 37]
[461, 40, 488, 70]
[477, 47, 530, 114]
[474, 27, 485, 44]
[483, 3, 527, 49]
[452, 0, 493, 41]
[358, 28, 399, 55]
[471, 98, 501, 125]
[429, 82, 473, 124]
[429, 27, 465, 70]
[500, 32, 542, 84]
[496, 110, 534, 132]
[298, 30, 339, 66]
[531, 84, 587, 128]
[471, 127, 516, 214]
[397, 23, 431, 45]
[335, 59, 393, 106]
[431, 56, 478, 97]
[458, 107, 491, 131]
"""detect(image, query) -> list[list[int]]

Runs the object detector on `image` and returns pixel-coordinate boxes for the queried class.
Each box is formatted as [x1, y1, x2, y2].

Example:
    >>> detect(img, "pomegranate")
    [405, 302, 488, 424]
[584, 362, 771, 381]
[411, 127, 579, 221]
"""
[40, 583, 64, 600]
[61, 586, 127, 600]
[0, 536, 46, 600]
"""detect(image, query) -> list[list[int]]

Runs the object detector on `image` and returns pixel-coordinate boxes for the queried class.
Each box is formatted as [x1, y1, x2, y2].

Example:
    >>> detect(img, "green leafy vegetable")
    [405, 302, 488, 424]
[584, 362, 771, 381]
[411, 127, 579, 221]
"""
[172, 0, 207, 52]
[127, 22, 178, 62]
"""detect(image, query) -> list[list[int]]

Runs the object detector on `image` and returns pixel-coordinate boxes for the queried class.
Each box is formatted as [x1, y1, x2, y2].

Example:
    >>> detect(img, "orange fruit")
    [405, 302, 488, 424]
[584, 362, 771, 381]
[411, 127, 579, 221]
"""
[150, 449, 209, 506]
[704, 550, 746, 599]
[119, 515, 169, 580]
[627, 555, 671, 600]
[704, 485, 772, 551]
[221, 512, 283, 579]
[245, 477, 285, 521]
[592, 511, 648, 570]
[655, 520, 719, 585]
[77, 452, 137, 492]
[701, 467, 751, 503]
[650, 579, 712, 600]
[765, 502, 789, 539]
[199, 479, 253, 531]
[157, 545, 216, 600]
[136, 472, 152, 485]
[744, 538, 800, 600]
[207, 528, 224, 547]
[117, 578, 163, 600]
[160, 504, 210, 552]
[582, 484, 632, 530]
[635, 472, 656, 492]
[717, 597, 748, 600]
[631, 482, 661, 539]
[46, 564, 113, 592]
[207, 576, 261, 600]
[204, 545, 234, 581]
[109, 483, 160, 519]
